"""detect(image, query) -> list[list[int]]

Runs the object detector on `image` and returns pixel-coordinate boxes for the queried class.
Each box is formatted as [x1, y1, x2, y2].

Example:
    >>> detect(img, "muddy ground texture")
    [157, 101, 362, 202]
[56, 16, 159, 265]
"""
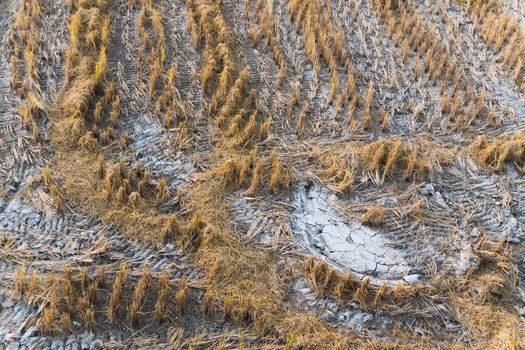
[1, 0, 525, 349]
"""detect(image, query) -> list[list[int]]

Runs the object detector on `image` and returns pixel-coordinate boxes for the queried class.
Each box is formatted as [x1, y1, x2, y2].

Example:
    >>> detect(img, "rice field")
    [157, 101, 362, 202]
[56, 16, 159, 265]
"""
[0, 0, 525, 349]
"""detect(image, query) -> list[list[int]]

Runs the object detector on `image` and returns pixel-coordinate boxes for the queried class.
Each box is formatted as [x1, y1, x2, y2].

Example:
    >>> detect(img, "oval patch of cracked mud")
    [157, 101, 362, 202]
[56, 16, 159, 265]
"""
[291, 186, 412, 284]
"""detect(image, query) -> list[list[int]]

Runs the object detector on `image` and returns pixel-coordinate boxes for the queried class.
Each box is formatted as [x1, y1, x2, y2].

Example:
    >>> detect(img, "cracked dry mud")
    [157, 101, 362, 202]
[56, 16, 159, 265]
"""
[291, 186, 412, 284]
[1, 0, 525, 349]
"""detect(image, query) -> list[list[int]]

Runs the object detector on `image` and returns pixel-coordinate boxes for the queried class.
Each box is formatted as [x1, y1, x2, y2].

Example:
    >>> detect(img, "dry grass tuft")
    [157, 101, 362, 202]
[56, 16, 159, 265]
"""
[162, 215, 181, 243]
[108, 264, 127, 324]
[42, 165, 52, 188]
[15, 267, 25, 295]
[60, 312, 73, 333]
[176, 278, 189, 314]
[362, 205, 385, 226]
[305, 256, 432, 311]
[154, 268, 170, 322]
[313, 138, 455, 190]
[470, 132, 525, 172]
[246, 158, 265, 195]
[129, 265, 150, 324]
[156, 177, 168, 204]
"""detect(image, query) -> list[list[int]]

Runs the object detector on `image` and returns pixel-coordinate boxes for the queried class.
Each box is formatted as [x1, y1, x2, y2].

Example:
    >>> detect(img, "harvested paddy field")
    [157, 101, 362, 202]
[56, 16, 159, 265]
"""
[1, 0, 525, 349]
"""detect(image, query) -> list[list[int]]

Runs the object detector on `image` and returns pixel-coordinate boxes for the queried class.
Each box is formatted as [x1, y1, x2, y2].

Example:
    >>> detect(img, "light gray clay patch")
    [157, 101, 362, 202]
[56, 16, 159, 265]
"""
[291, 185, 411, 284]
